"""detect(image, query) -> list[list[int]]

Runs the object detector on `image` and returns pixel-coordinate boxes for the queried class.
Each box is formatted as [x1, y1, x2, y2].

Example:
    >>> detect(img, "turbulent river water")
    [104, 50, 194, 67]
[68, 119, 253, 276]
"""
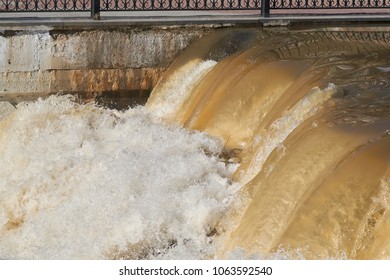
[0, 27, 390, 260]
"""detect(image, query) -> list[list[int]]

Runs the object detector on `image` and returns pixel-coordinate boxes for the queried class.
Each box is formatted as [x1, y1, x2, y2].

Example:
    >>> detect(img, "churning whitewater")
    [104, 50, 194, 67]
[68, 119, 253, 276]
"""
[1, 27, 390, 259]
[0, 96, 238, 259]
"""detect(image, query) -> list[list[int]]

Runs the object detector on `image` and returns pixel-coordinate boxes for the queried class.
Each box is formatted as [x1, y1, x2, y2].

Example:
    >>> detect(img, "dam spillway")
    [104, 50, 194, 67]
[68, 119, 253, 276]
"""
[0, 26, 390, 259]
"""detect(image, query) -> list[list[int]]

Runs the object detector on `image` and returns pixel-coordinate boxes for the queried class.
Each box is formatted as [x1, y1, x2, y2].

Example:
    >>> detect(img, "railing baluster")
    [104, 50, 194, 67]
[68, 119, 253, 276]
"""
[262, 0, 270, 17]
[91, 0, 101, 19]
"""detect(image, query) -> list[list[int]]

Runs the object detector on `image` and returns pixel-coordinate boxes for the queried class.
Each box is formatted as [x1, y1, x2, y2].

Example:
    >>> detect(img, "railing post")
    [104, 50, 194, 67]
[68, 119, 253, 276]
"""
[261, 0, 270, 18]
[91, 0, 101, 20]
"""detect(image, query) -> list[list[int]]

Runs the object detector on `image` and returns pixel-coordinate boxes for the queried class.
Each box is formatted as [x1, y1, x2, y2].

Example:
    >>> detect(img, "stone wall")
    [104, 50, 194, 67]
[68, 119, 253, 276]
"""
[0, 26, 211, 101]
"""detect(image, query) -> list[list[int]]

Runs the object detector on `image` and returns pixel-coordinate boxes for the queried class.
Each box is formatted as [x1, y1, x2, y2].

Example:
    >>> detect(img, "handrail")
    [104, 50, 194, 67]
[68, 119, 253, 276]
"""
[0, 0, 389, 20]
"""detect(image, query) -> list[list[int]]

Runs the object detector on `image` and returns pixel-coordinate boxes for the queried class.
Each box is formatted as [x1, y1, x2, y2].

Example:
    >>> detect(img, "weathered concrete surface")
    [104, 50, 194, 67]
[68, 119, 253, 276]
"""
[0, 26, 212, 98]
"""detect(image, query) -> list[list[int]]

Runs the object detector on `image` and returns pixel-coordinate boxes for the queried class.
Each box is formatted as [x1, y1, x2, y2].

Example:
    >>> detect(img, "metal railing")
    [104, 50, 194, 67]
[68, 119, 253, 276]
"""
[0, 0, 91, 12]
[271, 0, 390, 9]
[0, 0, 389, 19]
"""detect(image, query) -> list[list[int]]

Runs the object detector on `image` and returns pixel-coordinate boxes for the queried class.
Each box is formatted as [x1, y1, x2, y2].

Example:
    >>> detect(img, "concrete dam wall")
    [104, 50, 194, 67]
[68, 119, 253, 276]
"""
[0, 26, 212, 103]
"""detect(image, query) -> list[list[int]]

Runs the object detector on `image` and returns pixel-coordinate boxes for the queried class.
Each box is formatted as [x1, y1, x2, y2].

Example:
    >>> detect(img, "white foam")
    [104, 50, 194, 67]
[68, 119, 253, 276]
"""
[0, 95, 238, 259]
[373, 168, 390, 210]
[0, 102, 16, 120]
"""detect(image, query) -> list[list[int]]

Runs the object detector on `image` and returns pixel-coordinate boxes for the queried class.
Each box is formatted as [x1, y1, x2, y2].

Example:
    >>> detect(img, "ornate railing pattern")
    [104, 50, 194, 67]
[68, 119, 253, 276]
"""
[270, 0, 390, 9]
[99, 0, 262, 10]
[0, 0, 91, 11]
[0, 0, 389, 17]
